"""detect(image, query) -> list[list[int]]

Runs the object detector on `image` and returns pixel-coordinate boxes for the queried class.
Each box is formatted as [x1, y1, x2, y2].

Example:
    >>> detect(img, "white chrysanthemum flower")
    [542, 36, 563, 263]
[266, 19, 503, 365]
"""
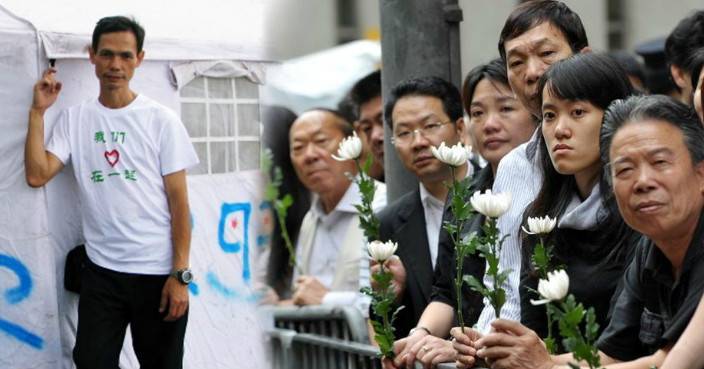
[367, 240, 398, 263]
[522, 215, 557, 235]
[531, 269, 569, 305]
[430, 142, 469, 167]
[332, 131, 363, 161]
[469, 190, 511, 218]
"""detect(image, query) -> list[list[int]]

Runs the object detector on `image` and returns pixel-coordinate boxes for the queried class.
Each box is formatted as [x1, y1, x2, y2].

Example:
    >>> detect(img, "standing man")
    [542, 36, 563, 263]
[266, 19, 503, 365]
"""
[25, 16, 198, 368]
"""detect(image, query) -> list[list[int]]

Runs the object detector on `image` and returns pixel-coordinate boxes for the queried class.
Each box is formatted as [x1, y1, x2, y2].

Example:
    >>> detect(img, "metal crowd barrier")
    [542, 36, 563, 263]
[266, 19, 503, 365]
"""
[265, 305, 379, 369]
[268, 305, 370, 343]
[264, 305, 466, 369]
[269, 328, 382, 369]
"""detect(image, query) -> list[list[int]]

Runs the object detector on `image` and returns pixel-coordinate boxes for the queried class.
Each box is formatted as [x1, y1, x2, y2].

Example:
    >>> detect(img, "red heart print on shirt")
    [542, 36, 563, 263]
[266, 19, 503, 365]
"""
[104, 150, 120, 167]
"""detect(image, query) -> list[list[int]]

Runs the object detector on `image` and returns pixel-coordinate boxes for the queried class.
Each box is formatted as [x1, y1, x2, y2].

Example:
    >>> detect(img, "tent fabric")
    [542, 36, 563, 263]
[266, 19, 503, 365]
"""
[39, 31, 271, 62]
[0, 0, 272, 62]
[170, 60, 269, 90]
[0, 2, 273, 367]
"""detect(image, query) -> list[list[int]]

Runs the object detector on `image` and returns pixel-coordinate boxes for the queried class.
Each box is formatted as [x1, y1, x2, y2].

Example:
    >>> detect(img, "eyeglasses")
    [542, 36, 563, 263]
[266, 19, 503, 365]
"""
[391, 121, 452, 145]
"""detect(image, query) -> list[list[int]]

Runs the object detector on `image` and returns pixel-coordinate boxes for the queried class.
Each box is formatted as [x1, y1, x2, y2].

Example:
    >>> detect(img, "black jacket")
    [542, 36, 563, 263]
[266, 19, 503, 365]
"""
[430, 166, 492, 330]
[377, 188, 435, 338]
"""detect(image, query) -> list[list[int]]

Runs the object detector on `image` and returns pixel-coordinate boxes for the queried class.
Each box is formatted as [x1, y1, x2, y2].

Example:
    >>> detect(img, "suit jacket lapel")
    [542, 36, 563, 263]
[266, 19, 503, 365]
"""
[394, 190, 434, 302]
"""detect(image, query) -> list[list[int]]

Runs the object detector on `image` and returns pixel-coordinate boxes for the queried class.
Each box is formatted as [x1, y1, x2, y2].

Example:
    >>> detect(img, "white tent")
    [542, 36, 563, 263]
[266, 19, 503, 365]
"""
[0, 1, 274, 368]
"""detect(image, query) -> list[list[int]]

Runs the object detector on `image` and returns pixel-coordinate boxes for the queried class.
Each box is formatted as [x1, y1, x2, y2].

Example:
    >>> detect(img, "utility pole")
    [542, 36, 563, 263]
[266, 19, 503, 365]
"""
[379, 0, 463, 202]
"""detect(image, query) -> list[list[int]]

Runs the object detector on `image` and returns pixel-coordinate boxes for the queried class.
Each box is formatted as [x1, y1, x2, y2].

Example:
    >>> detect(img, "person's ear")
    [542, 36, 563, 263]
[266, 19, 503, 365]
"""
[579, 46, 592, 54]
[695, 161, 704, 196]
[671, 64, 688, 90]
[135, 50, 145, 67]
[89, 47, 96, 65]
[455, 116, 466, 136]
[456, 116, 476, 149]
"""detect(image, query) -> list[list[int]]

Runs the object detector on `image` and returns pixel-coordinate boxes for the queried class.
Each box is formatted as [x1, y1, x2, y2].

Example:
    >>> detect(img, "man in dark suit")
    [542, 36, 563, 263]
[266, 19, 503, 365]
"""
[371, 76, 469, 359]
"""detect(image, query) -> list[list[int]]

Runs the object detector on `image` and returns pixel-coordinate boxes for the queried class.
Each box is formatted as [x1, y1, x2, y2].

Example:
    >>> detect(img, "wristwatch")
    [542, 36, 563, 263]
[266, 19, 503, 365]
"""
[171, 268, 193, 285]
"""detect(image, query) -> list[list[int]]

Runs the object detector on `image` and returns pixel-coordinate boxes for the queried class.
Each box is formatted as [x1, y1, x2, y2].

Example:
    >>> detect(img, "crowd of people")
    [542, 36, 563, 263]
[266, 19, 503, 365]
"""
[21, 1, 704, 368]
[263, 1, 704, 369]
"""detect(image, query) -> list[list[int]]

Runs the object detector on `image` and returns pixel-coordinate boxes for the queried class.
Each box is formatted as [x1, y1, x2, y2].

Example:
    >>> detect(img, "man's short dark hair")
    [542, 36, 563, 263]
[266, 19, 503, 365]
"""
[498, 0, 588, 61]
[383, 76, 463, 129]
[349, 70, 382, 120]
[336, 95, 358, 124]
[601, 95, 704, 176]
[92, 16, 145, 53]
[665, 10, 704, 72]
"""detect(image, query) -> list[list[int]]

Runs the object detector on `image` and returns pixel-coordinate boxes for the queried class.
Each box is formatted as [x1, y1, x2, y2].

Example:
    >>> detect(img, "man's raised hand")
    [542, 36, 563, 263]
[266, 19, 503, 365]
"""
[32, 68, 62, 113]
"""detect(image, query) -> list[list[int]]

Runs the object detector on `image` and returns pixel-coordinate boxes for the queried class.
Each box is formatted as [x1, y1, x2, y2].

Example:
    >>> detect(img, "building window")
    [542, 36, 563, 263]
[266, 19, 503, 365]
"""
[337, 0, 358, 44]
[607, 0, 625, 50]
[180, 76, 261, 174]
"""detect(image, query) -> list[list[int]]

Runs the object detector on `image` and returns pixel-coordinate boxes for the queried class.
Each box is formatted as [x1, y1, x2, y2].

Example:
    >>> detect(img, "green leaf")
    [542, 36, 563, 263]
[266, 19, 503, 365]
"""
[562, 304, 584, 327]
[443, 222, 459, 235]
[464, 275, 487, 294]
[494, 288, 506, 312]
[486, 255, 499, 275]
[362, 154, 373, 173]
[495, 270, 512, 286]
[545, 337, 556, 355]
[457, 206, 473, 221]
[281, 194, 294, 208]
[263, 186, 277, 201]
[532, 242, 551, 278]
[585, 307, 600, 341]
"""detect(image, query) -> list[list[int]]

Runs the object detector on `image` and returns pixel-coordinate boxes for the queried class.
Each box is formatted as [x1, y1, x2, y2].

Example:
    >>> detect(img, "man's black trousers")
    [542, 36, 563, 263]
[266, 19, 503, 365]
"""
[73, 258, 188, 369]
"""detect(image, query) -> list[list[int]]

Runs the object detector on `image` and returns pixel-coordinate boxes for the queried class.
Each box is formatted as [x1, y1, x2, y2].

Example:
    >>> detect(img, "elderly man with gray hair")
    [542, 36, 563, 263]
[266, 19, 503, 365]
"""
[591, 95, 704, 367]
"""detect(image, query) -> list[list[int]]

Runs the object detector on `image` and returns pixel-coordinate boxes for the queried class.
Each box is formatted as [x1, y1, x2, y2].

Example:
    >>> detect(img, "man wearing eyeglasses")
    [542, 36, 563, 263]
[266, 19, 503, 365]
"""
[371, 76, 470, 353]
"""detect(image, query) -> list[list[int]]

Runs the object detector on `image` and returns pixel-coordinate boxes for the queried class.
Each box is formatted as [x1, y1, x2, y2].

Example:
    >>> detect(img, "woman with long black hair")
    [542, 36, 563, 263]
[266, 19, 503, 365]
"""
[465, 53, 643, 368]
[518, 52, 640, 349]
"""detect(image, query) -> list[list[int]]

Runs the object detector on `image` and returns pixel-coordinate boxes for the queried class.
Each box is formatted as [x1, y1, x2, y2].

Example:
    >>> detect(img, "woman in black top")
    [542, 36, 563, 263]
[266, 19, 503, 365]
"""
[433, 58, 538, 324]
[519, 52, 640, 352]
[397, 58, 537, 367]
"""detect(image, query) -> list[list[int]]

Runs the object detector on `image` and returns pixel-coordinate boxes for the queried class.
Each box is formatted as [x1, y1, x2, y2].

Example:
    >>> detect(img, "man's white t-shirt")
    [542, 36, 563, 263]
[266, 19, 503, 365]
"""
[47, 95, 199, 275]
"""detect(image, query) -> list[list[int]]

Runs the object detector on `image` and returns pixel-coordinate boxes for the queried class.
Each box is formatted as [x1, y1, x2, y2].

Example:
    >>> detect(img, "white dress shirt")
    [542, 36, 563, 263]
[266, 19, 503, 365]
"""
[419, 183, 445, 269]
[294, 180, 387, 311]
[297, 186, 358, 288]
[419, 161, 474, 269]
[476, 129, 542, 333]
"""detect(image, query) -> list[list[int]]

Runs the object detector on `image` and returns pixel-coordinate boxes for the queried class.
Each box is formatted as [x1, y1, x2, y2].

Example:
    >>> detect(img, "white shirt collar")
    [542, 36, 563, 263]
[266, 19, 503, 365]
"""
[419, 182, 446, 209]
[418, 161, 473, 205]
[310, 181, 360, 224]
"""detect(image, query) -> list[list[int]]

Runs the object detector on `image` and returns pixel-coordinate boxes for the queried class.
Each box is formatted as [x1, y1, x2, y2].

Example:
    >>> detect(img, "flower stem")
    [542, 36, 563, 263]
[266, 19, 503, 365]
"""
[277, 207, 302, 275]
[448, 166, 466, 331]
[489, 218, 502, 319]
[455, 251, 465, 331]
